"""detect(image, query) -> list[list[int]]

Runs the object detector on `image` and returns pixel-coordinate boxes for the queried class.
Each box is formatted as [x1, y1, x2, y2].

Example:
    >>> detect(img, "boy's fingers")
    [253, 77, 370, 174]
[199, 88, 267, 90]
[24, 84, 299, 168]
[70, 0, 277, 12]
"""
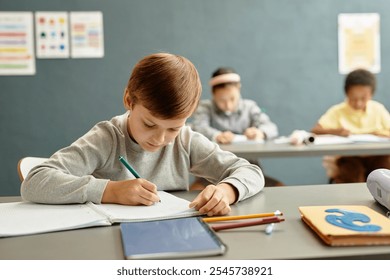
[189, 187, 214, 209]
[199, 191, 224, 214]
[136, 195, 158, 206]
[137, 179, 158, 194]
[139, 192, 160, 203]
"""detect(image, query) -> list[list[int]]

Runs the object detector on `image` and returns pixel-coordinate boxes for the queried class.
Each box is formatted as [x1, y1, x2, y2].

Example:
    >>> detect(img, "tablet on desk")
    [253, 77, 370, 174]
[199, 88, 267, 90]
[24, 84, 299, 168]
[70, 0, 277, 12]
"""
[120, 217, 226, 259]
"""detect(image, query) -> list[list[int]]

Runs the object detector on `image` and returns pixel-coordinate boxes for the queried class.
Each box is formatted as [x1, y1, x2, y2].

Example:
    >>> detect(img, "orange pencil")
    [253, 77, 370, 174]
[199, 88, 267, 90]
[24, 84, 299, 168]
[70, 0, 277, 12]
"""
[203, 210, 283, 223]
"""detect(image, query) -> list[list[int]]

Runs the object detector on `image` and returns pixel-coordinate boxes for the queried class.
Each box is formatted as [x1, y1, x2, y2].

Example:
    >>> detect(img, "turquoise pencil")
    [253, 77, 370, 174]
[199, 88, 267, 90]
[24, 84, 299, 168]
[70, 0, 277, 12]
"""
[118, 156, 141, 178]
[118, 155, 161, 202]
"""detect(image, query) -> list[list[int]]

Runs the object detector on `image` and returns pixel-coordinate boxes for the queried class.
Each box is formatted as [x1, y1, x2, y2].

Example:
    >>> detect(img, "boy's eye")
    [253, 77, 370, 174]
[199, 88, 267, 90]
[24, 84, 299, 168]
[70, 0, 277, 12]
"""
[143, 122, 155, 128]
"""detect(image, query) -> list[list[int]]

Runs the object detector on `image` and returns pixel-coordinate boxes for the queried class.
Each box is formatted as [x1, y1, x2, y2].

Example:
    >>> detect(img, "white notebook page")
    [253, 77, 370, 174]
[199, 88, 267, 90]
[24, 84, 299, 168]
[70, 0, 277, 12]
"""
[0, 202, 110, 237]
[91, 191, 200, 223]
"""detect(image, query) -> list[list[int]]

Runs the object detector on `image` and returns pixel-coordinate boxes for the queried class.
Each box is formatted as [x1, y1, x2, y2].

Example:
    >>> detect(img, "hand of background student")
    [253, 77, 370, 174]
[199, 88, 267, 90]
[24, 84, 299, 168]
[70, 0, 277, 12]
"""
[102, 179, 160, 206]
[312, 124, 350, 137]
[189, 183, 238, 216]
[372, 131, 390, 138]
[333, 128, 350, 137]
[215, 131, 235, 144]
[244, 127, 265, 140]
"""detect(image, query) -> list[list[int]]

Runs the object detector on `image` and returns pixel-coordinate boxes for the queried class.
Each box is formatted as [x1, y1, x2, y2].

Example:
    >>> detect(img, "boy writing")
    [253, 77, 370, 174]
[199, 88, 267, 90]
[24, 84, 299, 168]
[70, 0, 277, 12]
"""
[311, 68, 390, 183]
[21, 53, 264, 216]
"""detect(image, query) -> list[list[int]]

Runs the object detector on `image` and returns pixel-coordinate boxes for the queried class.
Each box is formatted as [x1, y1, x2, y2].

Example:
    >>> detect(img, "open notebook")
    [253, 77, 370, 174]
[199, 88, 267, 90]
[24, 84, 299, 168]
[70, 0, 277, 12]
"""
[0, 191, 200, 238]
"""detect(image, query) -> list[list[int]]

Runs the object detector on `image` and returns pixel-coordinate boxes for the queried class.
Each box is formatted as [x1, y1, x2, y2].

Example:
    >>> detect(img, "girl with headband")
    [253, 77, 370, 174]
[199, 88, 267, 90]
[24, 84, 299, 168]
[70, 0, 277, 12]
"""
[192, 67, 283, 187]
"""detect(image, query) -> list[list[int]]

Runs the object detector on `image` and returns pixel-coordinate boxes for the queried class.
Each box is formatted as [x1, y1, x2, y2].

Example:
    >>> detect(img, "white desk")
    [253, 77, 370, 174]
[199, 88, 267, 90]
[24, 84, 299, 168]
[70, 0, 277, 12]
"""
[219, 141, 390, 158]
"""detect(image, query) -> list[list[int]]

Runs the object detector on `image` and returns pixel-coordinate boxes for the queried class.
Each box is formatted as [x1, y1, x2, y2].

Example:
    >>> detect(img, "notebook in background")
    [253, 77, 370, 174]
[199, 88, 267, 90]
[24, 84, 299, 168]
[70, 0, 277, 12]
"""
[120, 217, 226, 259]
[231, 134, 265, 144]
[299, 205, 390, 246]
[313, 134, 390, 145]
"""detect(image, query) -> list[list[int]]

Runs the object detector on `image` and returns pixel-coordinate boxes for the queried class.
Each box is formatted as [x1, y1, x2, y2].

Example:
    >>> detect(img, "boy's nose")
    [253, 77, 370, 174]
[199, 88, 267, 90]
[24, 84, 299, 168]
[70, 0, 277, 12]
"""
[152, 131, 165, 144]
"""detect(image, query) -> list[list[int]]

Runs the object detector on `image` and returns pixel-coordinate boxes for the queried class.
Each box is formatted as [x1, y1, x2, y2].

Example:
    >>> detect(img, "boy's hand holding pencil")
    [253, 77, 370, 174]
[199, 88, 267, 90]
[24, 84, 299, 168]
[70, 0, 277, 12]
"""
[102, 179, 160, 206]
[101, 155, 160, 206]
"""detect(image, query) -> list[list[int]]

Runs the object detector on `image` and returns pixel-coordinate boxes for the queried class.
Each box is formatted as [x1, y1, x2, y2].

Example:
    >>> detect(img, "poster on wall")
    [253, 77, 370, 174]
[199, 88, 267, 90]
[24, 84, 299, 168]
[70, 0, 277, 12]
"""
[35, 12, 69, 58]
[338, 13, 380, 74]
[0, 12, 35, 75]
[70, 11, 104, 58]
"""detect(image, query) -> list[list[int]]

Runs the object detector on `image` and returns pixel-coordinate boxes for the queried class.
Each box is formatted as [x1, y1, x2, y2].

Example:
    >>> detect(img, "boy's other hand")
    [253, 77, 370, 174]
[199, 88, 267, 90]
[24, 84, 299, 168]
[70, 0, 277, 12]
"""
[189, 183, 237, 216]
[102, 179, 160, 206]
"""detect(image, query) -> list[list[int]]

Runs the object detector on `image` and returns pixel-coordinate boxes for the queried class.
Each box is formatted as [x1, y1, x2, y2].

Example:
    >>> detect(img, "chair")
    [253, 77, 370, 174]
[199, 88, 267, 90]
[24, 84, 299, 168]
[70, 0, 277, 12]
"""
[17, 157, 48, 182]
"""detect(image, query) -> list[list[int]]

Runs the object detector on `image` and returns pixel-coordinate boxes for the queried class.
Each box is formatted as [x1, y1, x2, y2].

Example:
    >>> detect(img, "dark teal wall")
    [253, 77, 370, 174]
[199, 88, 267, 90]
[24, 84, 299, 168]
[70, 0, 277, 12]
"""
[1, 0, 390, 195]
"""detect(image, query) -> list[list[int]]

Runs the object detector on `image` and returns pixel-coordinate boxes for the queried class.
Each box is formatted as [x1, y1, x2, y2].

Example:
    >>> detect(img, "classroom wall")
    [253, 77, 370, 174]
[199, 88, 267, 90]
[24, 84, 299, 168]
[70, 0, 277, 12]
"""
[1, 0, 390, 196]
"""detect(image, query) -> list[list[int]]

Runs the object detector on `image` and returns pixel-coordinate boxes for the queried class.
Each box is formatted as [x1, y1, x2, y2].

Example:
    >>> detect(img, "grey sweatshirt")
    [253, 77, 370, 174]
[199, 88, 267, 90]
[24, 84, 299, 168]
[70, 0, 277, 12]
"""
[21, 112, 264, 204]
[191, 99, 278, 140]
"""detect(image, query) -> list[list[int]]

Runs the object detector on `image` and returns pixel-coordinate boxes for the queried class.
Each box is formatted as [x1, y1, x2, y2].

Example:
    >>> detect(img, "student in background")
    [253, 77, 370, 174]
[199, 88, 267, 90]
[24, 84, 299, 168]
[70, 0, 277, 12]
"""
[21, 53, 264, 216]
[191, 67, 283, 187]
[311, 68, 390, 183]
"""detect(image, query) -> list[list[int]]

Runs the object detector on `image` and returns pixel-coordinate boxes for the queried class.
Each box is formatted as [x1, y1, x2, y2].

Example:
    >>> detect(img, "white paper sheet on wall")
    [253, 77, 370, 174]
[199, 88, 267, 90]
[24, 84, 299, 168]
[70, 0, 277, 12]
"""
[70, 11, 104, 58]
[35, 11, 70, 59]
[338, 13, 381, 74]
[0, 12, 35, 75]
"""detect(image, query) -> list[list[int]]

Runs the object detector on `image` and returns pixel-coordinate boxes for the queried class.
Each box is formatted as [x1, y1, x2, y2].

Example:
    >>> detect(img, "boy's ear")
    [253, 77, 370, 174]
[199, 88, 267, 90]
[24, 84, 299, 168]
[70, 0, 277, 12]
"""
[123, 89, 133, 110]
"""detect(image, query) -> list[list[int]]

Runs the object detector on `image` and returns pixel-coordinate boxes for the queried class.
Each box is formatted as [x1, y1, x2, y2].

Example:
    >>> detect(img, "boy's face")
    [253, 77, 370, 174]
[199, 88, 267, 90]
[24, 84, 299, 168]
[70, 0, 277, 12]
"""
[126, 103, 187, 152]
[213, 84, 240, 114]
[346, 85, 373, 111]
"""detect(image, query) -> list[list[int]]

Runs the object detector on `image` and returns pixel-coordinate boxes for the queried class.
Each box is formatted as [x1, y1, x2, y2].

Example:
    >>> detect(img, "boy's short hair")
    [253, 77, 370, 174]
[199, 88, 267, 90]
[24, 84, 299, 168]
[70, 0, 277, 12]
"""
[126, 53, 202, 119]
[344, 69, 376, 94]
[211, 67, 240, 92]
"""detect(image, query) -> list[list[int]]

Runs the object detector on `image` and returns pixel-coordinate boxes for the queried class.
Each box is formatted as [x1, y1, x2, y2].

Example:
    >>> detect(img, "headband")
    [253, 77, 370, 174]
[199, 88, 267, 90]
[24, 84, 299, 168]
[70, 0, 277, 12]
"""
[209, 73, 241, 87]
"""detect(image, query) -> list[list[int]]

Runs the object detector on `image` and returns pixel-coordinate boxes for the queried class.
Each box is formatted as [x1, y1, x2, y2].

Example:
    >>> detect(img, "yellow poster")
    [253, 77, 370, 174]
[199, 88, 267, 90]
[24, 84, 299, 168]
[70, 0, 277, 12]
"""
[338, 13, 380, 74]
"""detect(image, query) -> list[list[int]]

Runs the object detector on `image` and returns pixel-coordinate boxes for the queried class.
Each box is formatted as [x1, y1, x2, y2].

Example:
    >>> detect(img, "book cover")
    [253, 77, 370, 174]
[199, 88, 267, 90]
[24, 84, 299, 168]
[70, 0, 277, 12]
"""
[299, 205, 390, 246]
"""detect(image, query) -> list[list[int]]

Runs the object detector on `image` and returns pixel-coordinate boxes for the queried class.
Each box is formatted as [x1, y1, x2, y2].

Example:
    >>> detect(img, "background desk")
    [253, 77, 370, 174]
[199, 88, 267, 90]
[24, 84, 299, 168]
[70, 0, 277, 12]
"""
[219, 141, 390, 159]
[1, 183, 389, 260]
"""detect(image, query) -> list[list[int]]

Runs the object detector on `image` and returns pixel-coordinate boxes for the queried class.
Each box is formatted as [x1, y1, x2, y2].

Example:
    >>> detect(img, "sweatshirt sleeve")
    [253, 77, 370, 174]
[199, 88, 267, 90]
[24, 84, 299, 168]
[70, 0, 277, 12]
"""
[249, 102, 278, 139]
[20, 122, 118, 204]
[191, 101, 221, 140]
[184, 128, 264, 202]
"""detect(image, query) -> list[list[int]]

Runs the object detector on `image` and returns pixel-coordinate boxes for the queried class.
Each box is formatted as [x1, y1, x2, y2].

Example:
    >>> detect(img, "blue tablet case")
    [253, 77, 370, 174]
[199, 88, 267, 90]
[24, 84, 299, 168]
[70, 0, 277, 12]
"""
[120, 217, 226, 259]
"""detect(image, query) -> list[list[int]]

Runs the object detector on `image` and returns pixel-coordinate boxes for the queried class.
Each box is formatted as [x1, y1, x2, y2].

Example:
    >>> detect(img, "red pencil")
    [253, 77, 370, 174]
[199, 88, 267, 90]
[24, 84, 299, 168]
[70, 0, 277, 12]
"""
[210, 216, 285, 231]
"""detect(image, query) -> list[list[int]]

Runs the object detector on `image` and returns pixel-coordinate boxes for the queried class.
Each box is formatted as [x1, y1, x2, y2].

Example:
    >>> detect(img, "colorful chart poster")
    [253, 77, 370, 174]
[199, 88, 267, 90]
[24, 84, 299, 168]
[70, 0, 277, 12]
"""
[70, 11, 104, 58]
[0, 12, 35, 75]
[338, 13, 380, 74]
[35, 12, 69, 58]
